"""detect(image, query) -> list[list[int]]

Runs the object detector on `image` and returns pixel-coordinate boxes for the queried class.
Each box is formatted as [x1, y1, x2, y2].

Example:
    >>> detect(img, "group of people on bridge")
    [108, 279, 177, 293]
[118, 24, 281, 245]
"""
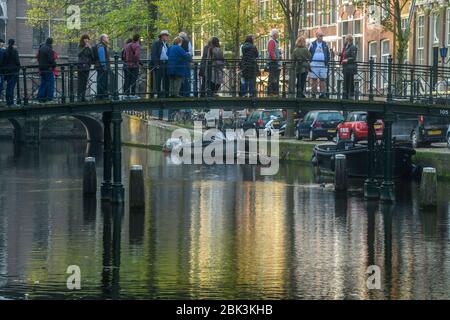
[0, 29, 359, 107]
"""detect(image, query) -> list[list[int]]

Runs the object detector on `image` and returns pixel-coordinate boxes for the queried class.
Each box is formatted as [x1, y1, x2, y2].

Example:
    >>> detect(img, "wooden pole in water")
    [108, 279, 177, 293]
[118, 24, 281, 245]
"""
[83, 157, 97, 195]
[334, 154, 348, 192]
[129, 165, 145, 210]
[420, 167, 437, 208]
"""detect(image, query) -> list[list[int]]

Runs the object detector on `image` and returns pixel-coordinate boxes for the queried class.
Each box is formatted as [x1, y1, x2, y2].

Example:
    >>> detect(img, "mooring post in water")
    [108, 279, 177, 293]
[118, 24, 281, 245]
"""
[111, 110, 124, 204]
[364, 112, 379, 199]
[380, 113, 395, 202]
[420, 167, 437, 208]
[334, 154, 348, 192]
[129, 165, 145, 210]
[83, 157, 97, 195]
[101, 111, 113, 201]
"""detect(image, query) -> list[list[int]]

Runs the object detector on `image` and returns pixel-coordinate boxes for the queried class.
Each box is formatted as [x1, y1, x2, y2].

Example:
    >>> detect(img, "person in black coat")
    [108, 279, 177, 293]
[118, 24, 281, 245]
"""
[199, 41, 211, 97]
[37, 37, 56, 102]
[2, 39, 20, 106]
[240, 35, 259, 97]
[340, 34, 358, 100]
[77, 34, 94, 102]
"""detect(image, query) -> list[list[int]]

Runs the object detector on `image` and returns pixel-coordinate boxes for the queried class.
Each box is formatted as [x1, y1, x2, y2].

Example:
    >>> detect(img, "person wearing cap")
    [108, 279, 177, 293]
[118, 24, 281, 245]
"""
[37, 37, 57, 103]
[308, 31, 330, 99]
[0, 39, 5, 100]
[151, 30, 170, 99]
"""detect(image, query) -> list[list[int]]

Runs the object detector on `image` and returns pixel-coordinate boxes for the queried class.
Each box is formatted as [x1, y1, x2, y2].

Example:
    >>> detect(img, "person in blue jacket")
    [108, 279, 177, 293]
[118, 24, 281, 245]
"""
[167, 36, 192, 98]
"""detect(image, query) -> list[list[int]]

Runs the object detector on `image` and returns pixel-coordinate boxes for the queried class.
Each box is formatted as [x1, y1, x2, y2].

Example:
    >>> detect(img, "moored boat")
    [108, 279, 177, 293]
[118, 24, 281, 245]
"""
[312, 140, 416, 178]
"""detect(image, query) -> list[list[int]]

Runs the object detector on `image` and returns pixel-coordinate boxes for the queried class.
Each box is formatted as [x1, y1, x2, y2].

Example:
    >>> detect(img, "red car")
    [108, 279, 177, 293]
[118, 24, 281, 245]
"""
[337, 112, 384, 142]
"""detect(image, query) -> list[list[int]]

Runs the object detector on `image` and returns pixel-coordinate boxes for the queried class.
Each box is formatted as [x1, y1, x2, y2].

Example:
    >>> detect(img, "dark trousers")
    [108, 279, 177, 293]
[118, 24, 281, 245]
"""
[125, 67, 139, 95]
[37, 71, 55, 102]
[209, 82, 221, 96]
[97, 68, 109, 100]
[0, 74, 4, 99]
[268, 62, 280, 96]
[240, 78, 256, 97]
[296, 72, 308, 98]
[5, 74, 18, 106]
[343, 71, 355, 99]
[78, 70, 90, 102]
[180, 74, 191, 97]
[200, 76, 209, 97]
[154, 62, 169, 98]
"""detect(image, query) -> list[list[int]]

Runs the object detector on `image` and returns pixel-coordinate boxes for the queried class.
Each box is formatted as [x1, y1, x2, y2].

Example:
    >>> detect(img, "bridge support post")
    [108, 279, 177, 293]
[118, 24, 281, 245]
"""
[111, 110, 124, 204]
[380, 113, 395, 202]
[101, 112, 113, 201]
[364, 112, 379, 199]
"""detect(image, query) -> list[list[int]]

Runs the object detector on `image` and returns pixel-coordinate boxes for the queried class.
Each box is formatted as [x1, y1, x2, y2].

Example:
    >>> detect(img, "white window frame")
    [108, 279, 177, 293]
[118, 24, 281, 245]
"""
[447, 8, 450, 47]
[381, 39, 390, 88]
[416, 15, 425, 66]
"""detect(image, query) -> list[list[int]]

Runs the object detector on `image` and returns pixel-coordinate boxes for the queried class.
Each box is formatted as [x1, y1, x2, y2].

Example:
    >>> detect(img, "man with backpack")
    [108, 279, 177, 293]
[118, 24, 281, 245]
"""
[1, 39, 21, 106]
[124, 34, 141, 99]
[37, 37, 57, 103]
[93, 34, 110, 100]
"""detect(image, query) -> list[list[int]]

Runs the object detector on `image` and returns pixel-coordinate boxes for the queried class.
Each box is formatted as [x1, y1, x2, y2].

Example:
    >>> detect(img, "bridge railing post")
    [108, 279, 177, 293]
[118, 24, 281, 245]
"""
[22, 67, 28, 105]
[206, 59, 212, 97]
[429, 66, 434, 104]
[369, 57, 374, 102]
[69, 64, 75, 103]
[282, 62, 287, 98]
[193, 62, 199, 97]
[113, 53, 119, 101]
[387, 55, 393, 102]
[409, 67, 414, 103]
[61, 65, 66, 104]
[16, 71, 21, 105]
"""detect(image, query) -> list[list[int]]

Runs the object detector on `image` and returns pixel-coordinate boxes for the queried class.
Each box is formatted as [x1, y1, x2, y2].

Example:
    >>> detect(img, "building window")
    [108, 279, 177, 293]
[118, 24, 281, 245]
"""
[368, 41, 377, 62]
[381, 39, 390, 87]
[401, 17, 408, 33]
[320, 0, 327, 26]
[447, 8, 450, 47]
[329, 0, 336, 24]
[416, 15, 424, 65]
[259, 0, 269, 20]
[33, 25, 49, 48]
[354, 20, 362, 34]
[259, 35, 269, 57]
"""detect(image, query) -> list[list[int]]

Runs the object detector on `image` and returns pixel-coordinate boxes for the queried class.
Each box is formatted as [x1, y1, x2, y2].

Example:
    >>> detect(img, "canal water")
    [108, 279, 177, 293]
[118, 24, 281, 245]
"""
[0, 140, 449, 300]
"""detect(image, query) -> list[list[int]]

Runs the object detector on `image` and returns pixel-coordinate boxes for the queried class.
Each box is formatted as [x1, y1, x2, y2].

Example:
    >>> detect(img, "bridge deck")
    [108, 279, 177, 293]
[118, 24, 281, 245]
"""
[0, 97, 449, 119]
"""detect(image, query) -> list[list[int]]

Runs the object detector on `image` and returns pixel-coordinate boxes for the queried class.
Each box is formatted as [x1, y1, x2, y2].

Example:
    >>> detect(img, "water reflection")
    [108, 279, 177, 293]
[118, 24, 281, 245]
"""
[0, 140, 449, 299]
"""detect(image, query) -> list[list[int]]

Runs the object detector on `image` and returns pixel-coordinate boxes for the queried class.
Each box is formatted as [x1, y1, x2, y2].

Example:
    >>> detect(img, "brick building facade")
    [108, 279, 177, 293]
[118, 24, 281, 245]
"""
[1, 0, 70, 65]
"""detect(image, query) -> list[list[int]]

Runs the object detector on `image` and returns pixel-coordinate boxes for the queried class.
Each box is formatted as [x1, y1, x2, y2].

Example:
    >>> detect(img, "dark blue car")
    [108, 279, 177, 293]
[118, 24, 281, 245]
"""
[296, 111, 344, 141]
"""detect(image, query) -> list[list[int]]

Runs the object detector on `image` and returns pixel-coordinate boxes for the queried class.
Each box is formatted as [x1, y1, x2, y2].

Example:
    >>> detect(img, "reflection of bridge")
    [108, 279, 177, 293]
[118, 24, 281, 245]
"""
[5, 113, 103, 144]
[0, 57, 449, 204]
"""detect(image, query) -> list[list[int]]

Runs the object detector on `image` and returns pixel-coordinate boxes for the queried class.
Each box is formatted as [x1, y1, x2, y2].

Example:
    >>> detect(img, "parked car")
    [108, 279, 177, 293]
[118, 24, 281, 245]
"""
[204, 109, 234, 128]
[296, 110, 344, 141]
[392, 114, 449, 148]
[447, 125, 450, 150]
[337, 111, 384, 142]
[242, 109, 284, 136]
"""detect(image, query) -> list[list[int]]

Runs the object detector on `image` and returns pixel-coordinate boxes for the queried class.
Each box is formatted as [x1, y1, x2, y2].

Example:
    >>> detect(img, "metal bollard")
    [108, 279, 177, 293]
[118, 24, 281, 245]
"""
[420, 167, 437, 208]
[83, 157, 97, 195]
[129, 165, 145, 210]
[334, 154, 348, 192]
